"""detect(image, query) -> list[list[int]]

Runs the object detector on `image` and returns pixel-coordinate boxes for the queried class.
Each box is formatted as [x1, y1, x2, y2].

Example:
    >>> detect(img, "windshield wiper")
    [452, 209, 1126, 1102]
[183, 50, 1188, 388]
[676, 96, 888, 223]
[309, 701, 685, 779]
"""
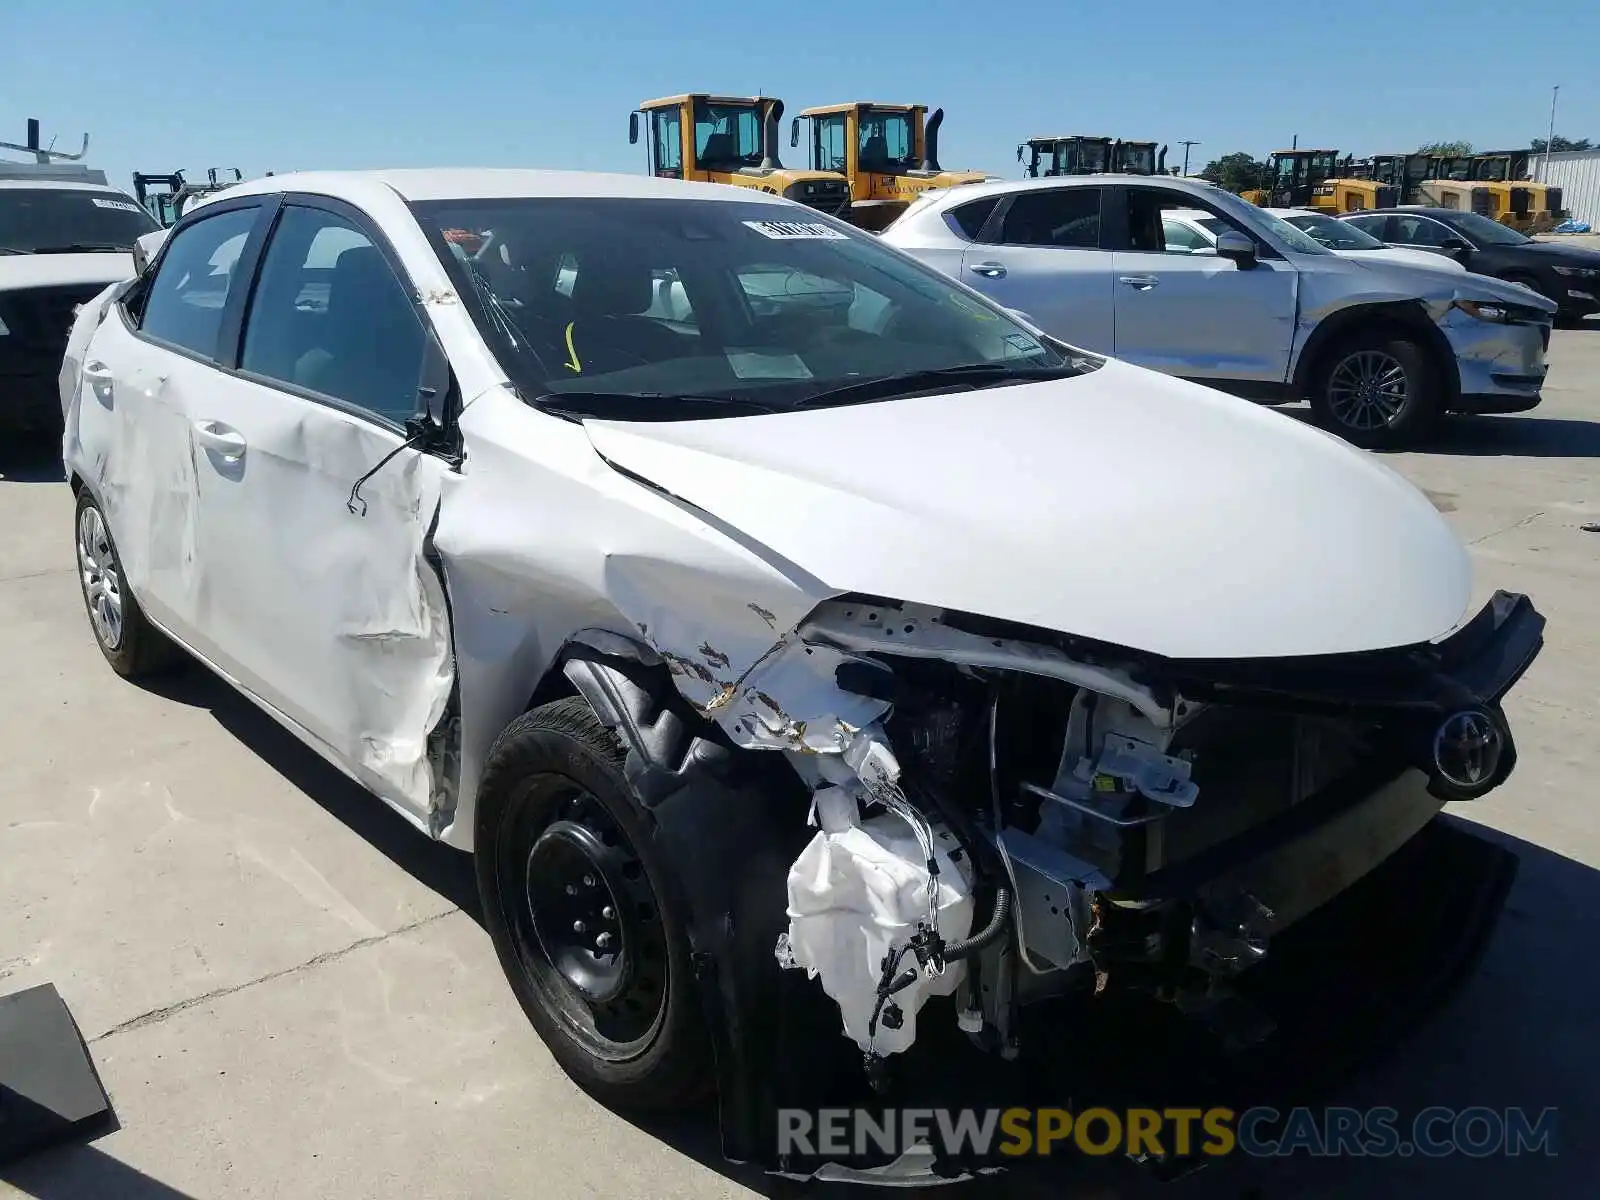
[28, 243, 129, 254]
[791, 362, 1080, 409]
[531, 391, 779, 421]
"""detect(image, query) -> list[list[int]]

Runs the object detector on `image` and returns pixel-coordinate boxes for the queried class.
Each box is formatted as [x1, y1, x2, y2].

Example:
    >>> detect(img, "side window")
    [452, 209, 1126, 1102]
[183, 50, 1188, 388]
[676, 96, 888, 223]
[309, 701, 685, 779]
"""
[947, 195, 1000, 241]
[1161, 219, 1208, 253]
[138, 206, 258, 359]
[240, 204, 426, 424]
[997, 189, 1102, 249]
[1126, 190, 1239, 254]
[652, 109, 683, 177]
[814, 115, 847, 173]
[1344, 214, 1389, 240]
[1392, 216, 1452, 247]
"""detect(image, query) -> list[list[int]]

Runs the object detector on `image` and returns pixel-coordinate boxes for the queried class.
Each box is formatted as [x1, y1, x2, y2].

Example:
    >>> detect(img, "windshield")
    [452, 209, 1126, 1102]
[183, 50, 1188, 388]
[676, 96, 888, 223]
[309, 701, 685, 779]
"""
[1196, 189, 1331, 255]
[1060, 141, 1108, 174]
[1121, 145, 1155, 174]
[410, 197, 1088, 419]
[1446, 210, 1531, 246]
[692, 101, 764, 170]
[0, 187, 158, 252]
[1279, 211, 1385, 250]
[859, 109, 916, 174]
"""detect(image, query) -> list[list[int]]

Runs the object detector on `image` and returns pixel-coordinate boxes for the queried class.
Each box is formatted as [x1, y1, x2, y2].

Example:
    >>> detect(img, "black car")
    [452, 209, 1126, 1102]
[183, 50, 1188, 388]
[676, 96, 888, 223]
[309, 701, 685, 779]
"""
[1340, 206, 1600, 326]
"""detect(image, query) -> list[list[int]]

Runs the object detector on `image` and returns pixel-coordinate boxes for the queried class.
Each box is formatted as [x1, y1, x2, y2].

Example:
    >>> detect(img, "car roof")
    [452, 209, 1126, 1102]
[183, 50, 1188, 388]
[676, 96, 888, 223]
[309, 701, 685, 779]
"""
[0, 178, 132, 194]
[1340, 206, 1456, 219]
[212, 168, 784, 206]
[905, 173, 1225, 213]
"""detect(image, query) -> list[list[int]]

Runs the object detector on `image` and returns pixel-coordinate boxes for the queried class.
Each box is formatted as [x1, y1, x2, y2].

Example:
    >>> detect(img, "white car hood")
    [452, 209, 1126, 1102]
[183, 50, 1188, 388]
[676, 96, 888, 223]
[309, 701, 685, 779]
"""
[582, 360, 1473, 660]
[0, 251, 136, 295]
[1334, 246, 1466, 272]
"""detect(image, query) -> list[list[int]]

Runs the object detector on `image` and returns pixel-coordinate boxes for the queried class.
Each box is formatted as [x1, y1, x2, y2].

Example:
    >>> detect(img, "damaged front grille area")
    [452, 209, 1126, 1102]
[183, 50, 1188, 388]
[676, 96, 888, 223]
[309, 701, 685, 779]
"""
[775, 594, 1537, 1079]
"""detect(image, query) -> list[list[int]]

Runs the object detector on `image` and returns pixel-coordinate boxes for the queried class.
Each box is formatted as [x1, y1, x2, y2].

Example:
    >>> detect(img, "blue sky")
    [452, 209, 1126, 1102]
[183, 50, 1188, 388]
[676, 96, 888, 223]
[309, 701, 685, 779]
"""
[4, 0, 1595, 193]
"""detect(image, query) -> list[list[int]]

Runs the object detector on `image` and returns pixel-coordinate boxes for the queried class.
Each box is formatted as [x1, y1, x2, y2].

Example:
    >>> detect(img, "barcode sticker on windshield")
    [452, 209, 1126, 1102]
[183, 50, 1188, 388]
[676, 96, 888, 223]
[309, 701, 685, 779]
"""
[91, 198, 142, 213]
[742, 219, 849, 241]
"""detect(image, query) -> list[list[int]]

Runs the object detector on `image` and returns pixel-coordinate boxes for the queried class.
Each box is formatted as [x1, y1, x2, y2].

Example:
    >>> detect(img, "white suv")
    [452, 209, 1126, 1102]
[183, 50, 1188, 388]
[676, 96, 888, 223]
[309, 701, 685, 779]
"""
[882, 175, 1555, 448]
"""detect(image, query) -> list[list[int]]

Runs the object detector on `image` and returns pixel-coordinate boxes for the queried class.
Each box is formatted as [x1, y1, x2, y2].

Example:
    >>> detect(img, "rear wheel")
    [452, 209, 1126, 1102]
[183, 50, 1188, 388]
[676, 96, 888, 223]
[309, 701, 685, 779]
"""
[474, 697, 711, 1110]
[74, 489, 183, 678]
[1309, 330, 1438, 450]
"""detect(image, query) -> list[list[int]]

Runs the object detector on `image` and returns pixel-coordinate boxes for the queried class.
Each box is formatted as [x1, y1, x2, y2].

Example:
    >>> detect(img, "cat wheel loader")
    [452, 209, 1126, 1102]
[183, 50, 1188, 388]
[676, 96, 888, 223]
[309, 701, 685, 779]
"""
[629, 94, 851, 216]
[1016, 135, 1167, 178]
[788, 102, 987, 232]
[1242, 150, 1395, 212]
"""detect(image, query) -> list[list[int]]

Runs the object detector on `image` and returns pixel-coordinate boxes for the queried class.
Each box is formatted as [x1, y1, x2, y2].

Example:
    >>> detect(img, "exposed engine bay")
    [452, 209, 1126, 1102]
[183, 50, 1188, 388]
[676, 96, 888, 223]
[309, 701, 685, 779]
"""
[758, 592, 1540, 1078]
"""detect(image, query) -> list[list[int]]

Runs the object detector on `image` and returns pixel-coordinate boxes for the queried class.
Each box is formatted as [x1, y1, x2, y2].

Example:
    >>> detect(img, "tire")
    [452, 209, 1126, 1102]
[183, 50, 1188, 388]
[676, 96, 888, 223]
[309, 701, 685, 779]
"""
[474, 696, 712, 1111]
[1308, 329, 1439, 450]
[73, 488, 183, 678]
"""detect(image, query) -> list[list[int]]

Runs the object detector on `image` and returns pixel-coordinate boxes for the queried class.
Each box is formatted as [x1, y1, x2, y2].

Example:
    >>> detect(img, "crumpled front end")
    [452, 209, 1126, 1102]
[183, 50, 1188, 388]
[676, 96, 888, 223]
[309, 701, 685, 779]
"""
[622, 583, 1540, 1179]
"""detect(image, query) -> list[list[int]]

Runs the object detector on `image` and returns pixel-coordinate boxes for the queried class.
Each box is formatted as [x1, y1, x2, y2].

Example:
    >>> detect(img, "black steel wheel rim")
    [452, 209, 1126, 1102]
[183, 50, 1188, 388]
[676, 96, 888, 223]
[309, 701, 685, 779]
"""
[499, 779, 670, 1063]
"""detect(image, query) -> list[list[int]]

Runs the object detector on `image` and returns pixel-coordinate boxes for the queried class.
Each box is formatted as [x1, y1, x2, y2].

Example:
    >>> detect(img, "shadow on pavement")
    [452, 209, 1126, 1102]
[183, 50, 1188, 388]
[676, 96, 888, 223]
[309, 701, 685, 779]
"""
[1415, 414, 1600, 459]
[0, 430, 66, 485]
[619, 820, 1595, 1199]
[0, 1092, 196, 1200]
[133, 665, 480, 922]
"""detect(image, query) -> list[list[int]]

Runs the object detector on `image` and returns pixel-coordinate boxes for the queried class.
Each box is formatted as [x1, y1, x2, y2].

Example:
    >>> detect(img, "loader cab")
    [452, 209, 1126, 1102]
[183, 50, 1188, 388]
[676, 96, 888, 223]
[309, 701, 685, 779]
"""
[1017, 135, 1114, 178]
[629, 94, 852, 215]
[1112, 140, 1168, 175]
[790, 102, 987, 231]
[131, 167, 244, 228]
[1266, 149, 1340, 207]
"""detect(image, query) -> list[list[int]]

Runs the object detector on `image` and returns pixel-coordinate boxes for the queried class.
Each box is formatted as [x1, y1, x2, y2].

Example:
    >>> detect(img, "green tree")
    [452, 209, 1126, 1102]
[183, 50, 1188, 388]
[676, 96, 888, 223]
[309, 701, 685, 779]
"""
[1532, 135, 1593, 153]
[1418, 140, 1474, 156]
[1199, 152, 1267, 194]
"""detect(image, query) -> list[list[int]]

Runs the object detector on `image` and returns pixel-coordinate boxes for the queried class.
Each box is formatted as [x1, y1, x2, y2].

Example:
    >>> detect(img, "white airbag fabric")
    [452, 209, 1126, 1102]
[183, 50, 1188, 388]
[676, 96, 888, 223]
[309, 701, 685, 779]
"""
[785, 811, 974, 1056]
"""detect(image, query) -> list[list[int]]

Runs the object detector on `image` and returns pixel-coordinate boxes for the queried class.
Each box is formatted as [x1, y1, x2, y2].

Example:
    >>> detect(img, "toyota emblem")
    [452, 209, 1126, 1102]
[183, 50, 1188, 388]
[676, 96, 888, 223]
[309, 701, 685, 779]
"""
[1432, 709, 1504, 790]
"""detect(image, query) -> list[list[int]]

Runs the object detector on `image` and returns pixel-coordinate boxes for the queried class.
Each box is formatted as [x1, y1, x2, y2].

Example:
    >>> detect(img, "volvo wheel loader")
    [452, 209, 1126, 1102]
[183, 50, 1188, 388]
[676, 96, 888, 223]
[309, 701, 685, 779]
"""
[629, 94, 851, 216]
[1017, 135, 1167, 178]
[787, 102, 987, 232]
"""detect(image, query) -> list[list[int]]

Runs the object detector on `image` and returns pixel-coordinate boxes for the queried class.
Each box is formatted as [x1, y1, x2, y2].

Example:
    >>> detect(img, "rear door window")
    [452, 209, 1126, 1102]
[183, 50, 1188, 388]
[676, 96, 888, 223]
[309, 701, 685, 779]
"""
[137, 205, 259, 360]
[996, 189, 1103, 249]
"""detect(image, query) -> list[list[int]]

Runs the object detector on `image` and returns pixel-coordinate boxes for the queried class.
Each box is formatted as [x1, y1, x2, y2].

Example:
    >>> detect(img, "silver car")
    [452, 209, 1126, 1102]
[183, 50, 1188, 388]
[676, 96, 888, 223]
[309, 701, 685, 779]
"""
[881, 175, 1556, 448]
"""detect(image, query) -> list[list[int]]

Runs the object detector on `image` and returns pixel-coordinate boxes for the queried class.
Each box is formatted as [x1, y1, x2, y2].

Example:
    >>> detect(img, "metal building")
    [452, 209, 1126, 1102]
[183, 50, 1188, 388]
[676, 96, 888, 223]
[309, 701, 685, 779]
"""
[1532, 149, 1600, 226]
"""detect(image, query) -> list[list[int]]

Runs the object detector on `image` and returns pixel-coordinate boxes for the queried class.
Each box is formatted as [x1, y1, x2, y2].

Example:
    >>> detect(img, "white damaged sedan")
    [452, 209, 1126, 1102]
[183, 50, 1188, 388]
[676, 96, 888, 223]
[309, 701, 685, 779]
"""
[60, 169, 1542, 1179]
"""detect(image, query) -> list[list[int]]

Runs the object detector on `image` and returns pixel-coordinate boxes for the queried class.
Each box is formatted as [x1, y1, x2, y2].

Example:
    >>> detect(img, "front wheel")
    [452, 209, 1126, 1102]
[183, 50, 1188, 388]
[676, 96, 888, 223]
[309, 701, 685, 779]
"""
[474, 697, 712, 1110]
[1309, 331, 1438, 450]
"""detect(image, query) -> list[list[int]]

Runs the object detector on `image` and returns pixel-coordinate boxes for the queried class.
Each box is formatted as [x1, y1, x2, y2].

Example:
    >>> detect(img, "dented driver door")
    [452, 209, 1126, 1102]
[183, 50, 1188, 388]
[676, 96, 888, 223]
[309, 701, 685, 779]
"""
[184, 199, 456, 823]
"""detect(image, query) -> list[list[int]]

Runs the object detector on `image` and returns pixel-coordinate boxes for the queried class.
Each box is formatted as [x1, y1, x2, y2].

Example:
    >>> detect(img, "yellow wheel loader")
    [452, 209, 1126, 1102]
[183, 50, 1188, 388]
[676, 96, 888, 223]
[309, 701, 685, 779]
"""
[1244, 150, 1395, 212]
[786, 102, 988, 232]
[1469, 151, 1567, 234]
[1017, 135, 1164, 178]
[628, 94, 851, 216]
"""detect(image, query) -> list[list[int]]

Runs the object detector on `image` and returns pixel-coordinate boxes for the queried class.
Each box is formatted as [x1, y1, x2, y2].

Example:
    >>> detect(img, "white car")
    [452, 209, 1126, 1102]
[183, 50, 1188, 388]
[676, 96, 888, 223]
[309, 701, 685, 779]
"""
[880, 175, 1554, 448]
[0, 169, 158, 430]
[1163, 206, 1469, 273]
[60, 168, 1543, 1181]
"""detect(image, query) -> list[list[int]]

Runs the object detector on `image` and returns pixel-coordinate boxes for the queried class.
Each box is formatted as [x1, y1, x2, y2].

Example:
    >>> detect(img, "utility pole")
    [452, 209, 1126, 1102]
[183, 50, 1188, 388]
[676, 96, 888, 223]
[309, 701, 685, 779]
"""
[1178, 140, 1200, 175]
[1542, 85, 1560, 180]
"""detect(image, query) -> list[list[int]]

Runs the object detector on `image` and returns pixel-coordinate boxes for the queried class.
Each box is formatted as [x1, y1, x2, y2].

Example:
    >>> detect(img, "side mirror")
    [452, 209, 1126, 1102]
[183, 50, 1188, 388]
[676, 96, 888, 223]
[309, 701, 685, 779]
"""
[1440, 237, 1470, 254]
[131, 228, 168, 275]
[414, 331, 454, 432]
[628, 112, 640, 146]
[790, 117, 800, 149]
[1214, 230, 1258, 269]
